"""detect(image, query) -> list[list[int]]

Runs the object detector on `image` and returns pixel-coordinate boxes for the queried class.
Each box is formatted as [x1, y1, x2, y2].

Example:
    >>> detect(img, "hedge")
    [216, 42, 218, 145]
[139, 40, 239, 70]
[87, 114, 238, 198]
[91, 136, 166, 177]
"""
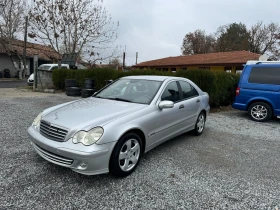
[52, 68, 240, 107]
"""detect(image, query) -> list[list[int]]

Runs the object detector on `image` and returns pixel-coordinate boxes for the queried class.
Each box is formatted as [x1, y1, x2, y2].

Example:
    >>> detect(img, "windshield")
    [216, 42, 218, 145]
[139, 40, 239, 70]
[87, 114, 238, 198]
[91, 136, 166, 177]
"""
[95, 79, 162, 104]
[38, 65, 52, 70]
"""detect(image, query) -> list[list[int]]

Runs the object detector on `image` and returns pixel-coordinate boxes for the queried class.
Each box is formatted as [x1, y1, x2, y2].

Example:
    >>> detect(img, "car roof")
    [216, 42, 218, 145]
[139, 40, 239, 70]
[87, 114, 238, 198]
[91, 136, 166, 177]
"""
[122, 75, 186, 82]
[246, 60, 280, 66]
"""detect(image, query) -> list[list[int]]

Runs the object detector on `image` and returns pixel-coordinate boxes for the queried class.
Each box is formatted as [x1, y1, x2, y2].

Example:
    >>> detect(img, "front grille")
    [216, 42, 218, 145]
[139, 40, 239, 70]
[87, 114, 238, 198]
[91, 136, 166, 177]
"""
[40, 120, 68, 142]
[34, 144, 73, 166]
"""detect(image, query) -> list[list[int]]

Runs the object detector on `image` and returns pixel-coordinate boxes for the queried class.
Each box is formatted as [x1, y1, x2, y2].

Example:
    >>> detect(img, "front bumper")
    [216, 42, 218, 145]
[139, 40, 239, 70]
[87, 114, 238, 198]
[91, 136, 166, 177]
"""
[27, 80, 34, 86]
[27, 126, 116, 175]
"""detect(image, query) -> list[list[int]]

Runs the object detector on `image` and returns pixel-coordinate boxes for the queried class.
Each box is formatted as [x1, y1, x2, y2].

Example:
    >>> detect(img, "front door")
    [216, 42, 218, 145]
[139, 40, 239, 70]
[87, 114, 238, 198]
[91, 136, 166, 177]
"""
[152, 81, 187, 144]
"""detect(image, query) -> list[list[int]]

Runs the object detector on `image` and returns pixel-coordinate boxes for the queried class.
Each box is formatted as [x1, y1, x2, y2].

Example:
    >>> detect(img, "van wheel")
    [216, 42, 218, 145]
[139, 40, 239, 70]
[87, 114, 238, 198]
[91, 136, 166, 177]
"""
[248, 102, 272, 122]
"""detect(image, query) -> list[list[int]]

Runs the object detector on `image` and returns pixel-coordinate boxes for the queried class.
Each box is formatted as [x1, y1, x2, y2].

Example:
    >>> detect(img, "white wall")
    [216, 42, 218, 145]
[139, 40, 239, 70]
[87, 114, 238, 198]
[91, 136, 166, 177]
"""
[0, 54, 31, 77]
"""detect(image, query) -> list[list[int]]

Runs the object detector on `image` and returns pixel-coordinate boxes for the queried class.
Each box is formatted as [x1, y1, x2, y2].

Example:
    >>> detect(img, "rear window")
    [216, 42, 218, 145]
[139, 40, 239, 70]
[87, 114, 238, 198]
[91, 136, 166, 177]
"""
[38, 65, 52, 70]
[248, 67, 280, 85]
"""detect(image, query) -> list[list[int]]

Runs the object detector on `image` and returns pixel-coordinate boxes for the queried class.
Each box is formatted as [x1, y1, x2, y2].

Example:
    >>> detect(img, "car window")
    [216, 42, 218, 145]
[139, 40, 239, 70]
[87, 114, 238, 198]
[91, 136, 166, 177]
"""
[38, 65, 52, 70]
[96, 79, 162, 104]
[61, 66, 68, 69]
[179, 81, 199, 100]
[161, 81, 180, 102]
[51, 66, 58, 70]
[248, 67, 280, 85]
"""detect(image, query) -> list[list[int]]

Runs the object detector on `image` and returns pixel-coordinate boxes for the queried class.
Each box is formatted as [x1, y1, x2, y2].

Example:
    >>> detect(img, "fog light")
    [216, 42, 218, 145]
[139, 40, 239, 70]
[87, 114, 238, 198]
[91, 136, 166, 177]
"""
[77, 162, 88, 170]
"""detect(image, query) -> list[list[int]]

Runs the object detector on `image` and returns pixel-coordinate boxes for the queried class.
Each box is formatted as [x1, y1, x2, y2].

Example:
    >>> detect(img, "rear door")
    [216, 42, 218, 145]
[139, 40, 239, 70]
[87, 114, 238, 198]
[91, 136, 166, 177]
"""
[178, 80, 201, 128]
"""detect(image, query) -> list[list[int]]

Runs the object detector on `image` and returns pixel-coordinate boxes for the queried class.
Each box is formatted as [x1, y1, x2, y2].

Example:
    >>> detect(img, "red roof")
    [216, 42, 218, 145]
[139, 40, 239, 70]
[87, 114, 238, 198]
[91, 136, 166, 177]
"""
[134, 51, 261, 67]
[0, 39, 60, 61]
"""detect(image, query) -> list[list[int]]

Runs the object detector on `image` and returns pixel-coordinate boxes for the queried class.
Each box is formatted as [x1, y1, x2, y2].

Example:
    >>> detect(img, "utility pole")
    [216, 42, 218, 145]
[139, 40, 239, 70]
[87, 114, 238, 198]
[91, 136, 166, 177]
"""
[136, 52, 138, 65]
[23, 15, 28, 79]
[123, 52, 126, 70]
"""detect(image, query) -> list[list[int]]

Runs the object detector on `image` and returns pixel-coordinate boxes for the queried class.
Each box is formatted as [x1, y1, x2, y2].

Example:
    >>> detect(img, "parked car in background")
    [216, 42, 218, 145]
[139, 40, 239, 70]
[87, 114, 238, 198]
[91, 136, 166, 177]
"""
[28, 76, 210, 177]
[27, 64, 70, 86]
[232, 61, 280, 122]
[27, 73, 34, 86]
[38, 64, 70, 71]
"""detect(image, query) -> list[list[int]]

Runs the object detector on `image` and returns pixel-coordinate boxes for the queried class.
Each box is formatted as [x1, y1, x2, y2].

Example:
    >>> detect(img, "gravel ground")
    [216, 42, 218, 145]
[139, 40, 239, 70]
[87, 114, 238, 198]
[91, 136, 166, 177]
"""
[0, 95, 280, 210]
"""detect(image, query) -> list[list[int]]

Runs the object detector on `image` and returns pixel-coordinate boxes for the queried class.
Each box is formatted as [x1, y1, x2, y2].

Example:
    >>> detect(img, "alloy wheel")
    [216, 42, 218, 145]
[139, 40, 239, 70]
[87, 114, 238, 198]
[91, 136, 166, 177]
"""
[251, 105, 267, 121]
[196, 114, 205, 133]
[118, 139, 140, 172]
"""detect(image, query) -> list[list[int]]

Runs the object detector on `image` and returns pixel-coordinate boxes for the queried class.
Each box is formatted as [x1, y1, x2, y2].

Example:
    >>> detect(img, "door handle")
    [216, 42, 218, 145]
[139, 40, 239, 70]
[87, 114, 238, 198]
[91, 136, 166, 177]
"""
[179, 104, 185, 109]
[196, 99, 201, 103]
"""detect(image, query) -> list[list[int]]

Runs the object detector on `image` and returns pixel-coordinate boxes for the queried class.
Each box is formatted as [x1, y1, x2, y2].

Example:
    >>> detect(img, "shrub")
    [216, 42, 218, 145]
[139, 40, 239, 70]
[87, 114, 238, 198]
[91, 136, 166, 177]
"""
[52, 68, 240, 107]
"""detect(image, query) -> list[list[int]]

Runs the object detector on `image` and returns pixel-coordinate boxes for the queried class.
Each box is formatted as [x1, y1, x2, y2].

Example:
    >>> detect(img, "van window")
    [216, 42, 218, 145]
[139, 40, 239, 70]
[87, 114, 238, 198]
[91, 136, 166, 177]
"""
[248, 67, 280, 85]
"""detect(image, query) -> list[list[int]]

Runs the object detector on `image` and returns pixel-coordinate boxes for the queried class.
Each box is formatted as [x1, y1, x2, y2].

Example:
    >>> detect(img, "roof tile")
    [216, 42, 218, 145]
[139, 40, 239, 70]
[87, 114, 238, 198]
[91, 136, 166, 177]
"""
[134, 51, 261, 67]
[0, 39, 60, 61]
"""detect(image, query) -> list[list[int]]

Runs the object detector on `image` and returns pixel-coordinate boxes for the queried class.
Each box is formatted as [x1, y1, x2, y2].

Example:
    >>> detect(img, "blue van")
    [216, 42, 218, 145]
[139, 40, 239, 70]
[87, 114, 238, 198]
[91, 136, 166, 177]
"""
[232, 61, 280, 122]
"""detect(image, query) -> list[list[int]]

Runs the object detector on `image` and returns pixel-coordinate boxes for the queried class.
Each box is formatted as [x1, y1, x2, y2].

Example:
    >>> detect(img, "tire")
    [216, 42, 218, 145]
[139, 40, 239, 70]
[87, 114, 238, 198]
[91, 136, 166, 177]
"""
[84, 84, 94, 89]
[81, 89, 95, 98]
[193, 112, 206, 136]
[109, 133, 142, 177]
[66, 87, 81, 96]
[84, 78, 95, 89]
[248, 102, 272, 122]
[65, 79, 77, 88]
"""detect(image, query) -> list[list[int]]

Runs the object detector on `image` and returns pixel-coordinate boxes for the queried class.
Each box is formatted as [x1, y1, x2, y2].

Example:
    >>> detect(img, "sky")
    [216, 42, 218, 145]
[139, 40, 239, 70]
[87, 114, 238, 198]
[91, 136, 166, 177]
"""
[103, 0, 280, 65]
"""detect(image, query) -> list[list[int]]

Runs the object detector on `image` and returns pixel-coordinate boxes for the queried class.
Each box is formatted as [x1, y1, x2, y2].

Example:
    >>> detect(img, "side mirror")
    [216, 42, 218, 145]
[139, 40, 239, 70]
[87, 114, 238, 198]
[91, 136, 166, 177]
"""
[158, 101, 174, 110]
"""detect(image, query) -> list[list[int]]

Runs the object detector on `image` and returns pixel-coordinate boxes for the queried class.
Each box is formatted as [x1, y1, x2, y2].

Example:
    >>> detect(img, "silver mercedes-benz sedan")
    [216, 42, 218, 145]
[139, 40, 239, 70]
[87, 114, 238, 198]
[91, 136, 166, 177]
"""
[28, 76, 210, 177]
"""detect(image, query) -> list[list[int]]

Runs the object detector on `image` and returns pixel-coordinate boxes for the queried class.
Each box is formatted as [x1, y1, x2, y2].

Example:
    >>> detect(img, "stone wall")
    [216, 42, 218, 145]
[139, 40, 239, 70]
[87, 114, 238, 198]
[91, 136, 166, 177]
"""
[36, 70, 55, 89]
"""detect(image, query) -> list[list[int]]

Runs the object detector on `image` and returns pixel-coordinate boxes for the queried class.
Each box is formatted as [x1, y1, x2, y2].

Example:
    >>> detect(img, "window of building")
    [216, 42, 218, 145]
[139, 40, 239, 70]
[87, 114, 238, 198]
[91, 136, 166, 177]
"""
[179, 81, 199, 100]
[171, 68, 176, 72]
[180, 67, 187, 71]
[224, 66, 232, 73]
[161, 81, 180, 102]
[162, 68, 168, 71]
[248, 67, 280, 85]
[199, 67, 210, 70]
[235, 66, 244, 74]
[156, 68, 161, 71]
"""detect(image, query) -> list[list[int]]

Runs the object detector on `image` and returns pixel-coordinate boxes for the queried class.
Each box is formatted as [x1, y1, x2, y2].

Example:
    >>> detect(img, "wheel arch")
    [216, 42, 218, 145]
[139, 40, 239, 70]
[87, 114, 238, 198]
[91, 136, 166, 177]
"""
[200, 109, 207, 120]
[117, 128, 146, 154]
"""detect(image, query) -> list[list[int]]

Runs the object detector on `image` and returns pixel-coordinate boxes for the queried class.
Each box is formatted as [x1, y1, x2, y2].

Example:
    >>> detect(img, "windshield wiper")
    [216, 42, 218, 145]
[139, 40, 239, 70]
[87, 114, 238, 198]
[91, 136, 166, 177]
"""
[109, 97, 132, 102]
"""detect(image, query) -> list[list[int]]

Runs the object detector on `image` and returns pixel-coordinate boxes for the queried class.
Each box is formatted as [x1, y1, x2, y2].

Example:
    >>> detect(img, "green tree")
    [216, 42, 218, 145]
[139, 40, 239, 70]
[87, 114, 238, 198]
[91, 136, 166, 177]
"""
[215, 23, 250, 52]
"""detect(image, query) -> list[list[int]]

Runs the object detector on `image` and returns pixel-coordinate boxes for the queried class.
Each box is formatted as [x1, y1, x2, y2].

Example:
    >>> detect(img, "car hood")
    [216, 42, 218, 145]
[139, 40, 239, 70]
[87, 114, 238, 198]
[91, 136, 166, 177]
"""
[42, 97, 147, 130]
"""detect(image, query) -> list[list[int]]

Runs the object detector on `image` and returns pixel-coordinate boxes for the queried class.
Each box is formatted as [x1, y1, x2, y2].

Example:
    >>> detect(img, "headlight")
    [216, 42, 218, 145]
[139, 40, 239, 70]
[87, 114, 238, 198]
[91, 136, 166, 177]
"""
[32, 112, 42, 129]
[72, 127, 104, 146]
